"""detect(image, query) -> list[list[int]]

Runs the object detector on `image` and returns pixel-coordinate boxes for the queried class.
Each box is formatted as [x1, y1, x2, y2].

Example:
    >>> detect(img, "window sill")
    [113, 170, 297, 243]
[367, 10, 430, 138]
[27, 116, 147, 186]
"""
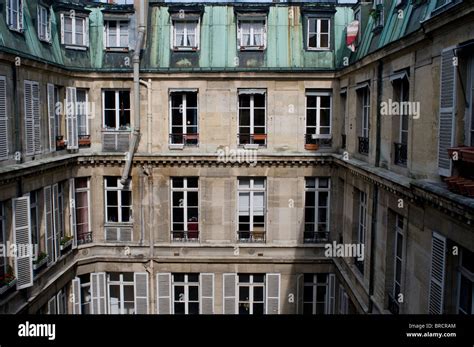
[239, 47, 266, 52]
[39, 37, 52, 44]
[105, 47, 129, 53]
[64, 45, 88, 51]
[306, 47, 331, 52]
[8, 27, 23, 34]
[172, 47, 199, 52]
[169, 143, 185, 150]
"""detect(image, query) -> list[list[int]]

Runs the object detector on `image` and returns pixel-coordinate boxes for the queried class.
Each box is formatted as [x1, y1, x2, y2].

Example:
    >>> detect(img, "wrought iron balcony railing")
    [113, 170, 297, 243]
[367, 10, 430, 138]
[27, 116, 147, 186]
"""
[358, 136, 369, 155]
[169, 133, 199, 146]
[238, 133, 267, 147]
[237, 230, 266, 243]
[303, 230, 329, 243]
[394, 142, 407, 166]
[171, 230, 200, 242]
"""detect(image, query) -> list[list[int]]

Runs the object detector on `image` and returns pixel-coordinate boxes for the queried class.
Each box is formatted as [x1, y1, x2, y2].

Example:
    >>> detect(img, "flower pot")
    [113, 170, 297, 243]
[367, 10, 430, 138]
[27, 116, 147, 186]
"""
[60, 238, 73, 251]
[305, 143, 319, 151]
[33, 256, 48, 270]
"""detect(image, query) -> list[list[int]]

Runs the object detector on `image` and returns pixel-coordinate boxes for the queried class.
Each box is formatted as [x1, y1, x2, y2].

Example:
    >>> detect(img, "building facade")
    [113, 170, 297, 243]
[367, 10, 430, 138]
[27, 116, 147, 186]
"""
[0, 0, 472, 315]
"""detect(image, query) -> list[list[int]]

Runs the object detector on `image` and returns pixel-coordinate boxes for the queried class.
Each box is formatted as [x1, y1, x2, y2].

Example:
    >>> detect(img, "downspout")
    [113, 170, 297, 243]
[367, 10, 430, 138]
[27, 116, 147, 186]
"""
[120, 0, 146, 186]
[139, 79, 152, 153]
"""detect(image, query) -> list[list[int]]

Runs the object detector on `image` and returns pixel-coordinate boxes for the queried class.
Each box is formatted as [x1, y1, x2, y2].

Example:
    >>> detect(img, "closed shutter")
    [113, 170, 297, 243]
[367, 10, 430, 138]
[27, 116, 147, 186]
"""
[60, 14, 65, 44]
[200, 273, 214, 314]
[32, 82, 41, 153]
[429, 232, 446, 314]
[52, 183, 60, 261]
[47, 84, 56, 151]
[0, 76, 8, 160]
[438, 47, 457, 176]
[18, 0, 23, 31]
[296, 274, 304, 314]
[72, 277, 82, 314]
[44, 186, 54, 264]
[327, 274, 336, 314]
[13, 197, 33, 290]
[24, 81, 34, 155]
[91, 272, 107, 314]
[134, 272, 149, 314]
[66, 87, 78, 149]
[265, 273, 280, 314]
[156, 273, 171, 314]
[47, 296, 57, 314]
[69, 179, 77, 249]
[85, 17, 90, 47]
[223, 273, 237, 314]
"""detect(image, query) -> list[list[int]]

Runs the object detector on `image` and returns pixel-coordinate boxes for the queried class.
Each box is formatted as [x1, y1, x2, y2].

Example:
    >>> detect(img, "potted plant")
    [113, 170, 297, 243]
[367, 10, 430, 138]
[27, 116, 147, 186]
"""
[60, 235, 74, 251]
[0, 265, 16, 294]
[78, 134, 91, 147]
[33, 252, 48, 270]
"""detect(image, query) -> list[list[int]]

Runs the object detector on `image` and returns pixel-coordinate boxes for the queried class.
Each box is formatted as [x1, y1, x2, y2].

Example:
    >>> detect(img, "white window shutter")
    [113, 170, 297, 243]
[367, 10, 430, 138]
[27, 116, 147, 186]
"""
[44, 186, 54, 264]
[156, 273, 171, 314]
[134, 272, 149, 314]
[24, 81, 34, 155]
[60, 13, 65, 44]
[69, 178, 77, 249]
[52, 183, 60, 261]
[66, 87, 78, 149]
[0, 76, 8, 160]
[265, 273, 280, 314]
[32, 82, 41, 153]
[91, 272, 107, 314]
[223, 273, 237, 314]
[199, 273, 214, 314]
[327, 274, 336, 314]
[296, 274, 304, 314]
[72, 277, 81, 314]
[13, 197, 33, 290]
[47, 296, 57, 314]
[18, 0, 23, 31]
[47, 83, 56, 151]
[438, 47, 457, 176]
[48, 7, 52, 42]
[85, 17, 90, 47]
[6, 0, 10, 27]
[429, 232, 446, 314]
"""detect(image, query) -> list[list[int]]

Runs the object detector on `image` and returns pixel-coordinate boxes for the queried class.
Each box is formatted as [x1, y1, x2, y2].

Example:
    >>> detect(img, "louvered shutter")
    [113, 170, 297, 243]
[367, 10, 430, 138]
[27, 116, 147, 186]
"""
[296, 274, 304, 314]
[69, 178, 77, 249]
[60, 13, 65, 44]
[200, 273, 214, 314]
[134, 272, 149, 314]
[44, 186, 54, 264]
[13, 197, 33, 290]
[0, 76, 8, 160]
[91, 272, 106, 314]
[47, 296, 57, 314]
[32, 82, 41, 153]
[327, 274, 336, 314]
[52, 184, 60, 261]
[438, 48, 457, 176]
[156, 273, 171, 314]
[265, 273, 280, 314]
[47, 84, 56, 151]
[429, 232, 446, 314]
[18, 0, 23, 31]
[223, 273, 237, 314]
[24, 81, 34, 155]
[66, 87, 78, 149]
[72, 277, 81, 314]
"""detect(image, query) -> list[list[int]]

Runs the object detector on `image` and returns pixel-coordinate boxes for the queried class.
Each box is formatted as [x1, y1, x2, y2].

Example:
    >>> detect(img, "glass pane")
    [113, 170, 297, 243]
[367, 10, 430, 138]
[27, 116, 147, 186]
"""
[239, 286, 250, 301]
[189, 286, 199, 301]
[254, 286, 264, 301]
[187, 178, 198, 188]
[303, 286, 313, 301]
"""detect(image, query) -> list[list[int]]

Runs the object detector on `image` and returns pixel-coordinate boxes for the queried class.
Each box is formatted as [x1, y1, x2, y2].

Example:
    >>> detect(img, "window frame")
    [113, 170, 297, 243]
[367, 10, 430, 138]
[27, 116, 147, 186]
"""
[305, 91, 332, 140]
[6, 0, 23, 32]
[237, 17, 267, 51]
[102, 90, 131, 130]
[104, 177, 133, 224]
[172, 19, 200, 51]
[170, 177, 199, 241]
[393, 214, 405, 304]
[76, 89, 89, 136]
[303, 177, 331, 240]
[169, 91, 199, 146]
[238, 90, 267, 146]
[302, 274, 329, 315]
[62, 14, 88, 47]
[237, 274, 265, 315]
[75, 177, 91, 243]
[107, 273, 135, 315]
[37, 5, 51, 42]
[105, 20, 129, 49]
[172, 273, 200, 314]
[306, 17, 331, 51]
[373, 0, 384, 28]
[237, 178, 266, 242]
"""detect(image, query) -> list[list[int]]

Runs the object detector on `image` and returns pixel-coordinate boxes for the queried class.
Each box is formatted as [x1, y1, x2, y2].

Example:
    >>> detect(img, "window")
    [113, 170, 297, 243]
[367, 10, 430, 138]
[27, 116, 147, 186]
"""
[356, 190, 367, 274]
[6, 0, 23, 32]
[458, 248, 473, 314]
[47, 84, 61, 151]
[238, 274, 265, 315]
[61, 14, 88, 47]
[29, 191, 40, 252]
[79, 274, 91, 314]
[169, 91, 199, 146]
[393, 75, 409, 166]
[373, 0, 384, 28]
[0, 203, 5, 283]
[303, 274, 329, 314]
[46, 288, 67, 314]
[37, 5, 51, 42]
[237, 18, 266, 50]
[357, 86, 370, 155]
[238, 91, 266, 146]
[340, 90, 347, 149]
[390, 214, 404, 314]
[24, 80, 41, 156]
[75, 178, 91, 244]
[103, 90, 131, 130]
[172, 20, 199, 50]
[0, 76, 7, 160]
[171, 177, 199, 241]
[304, 178, 330, 243]
[105, 20, 129, 48]
[105, 177, 132, 223]
[305, 91, 332, 147]
[466, 56, 474, 146]
[307, 18, 330, 50]
[76, 89, 89, 137]
[238, 178, 265, 242]
[108, 273, 135, 314]
[56, 183, 65, 241]
[172, 273, 200, 314]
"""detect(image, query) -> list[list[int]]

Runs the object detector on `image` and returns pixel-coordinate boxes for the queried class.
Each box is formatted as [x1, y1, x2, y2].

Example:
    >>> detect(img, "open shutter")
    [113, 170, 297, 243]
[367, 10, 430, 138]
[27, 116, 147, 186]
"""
[156, 273, 171, 314]
[47, 296, 57, 314]
[69, 178, 77, 249]
[223, 273, 237, 314]
[0, 76, 8, 160]
[200, 273, 214, 314]
[44, 186, 54, 264]
[266, 273, 280, 314]
[72, 277, 82, 314]
[327, 274, 336, 314]
[438, 47, 457, 176]
[47, 83, 56, 151]
[13, 197, 33, 290]
[296, 274, 304, 314]
[91, 272, 106, 314]
[134, 272, 149, 314]
[66, 87, 78, 149]
[60, 13, 65, 44]
[429, 232, 446, 314]
[85, 17, 90, 47]
[24, 81, 34, 155]
[52, 184, 60, 261]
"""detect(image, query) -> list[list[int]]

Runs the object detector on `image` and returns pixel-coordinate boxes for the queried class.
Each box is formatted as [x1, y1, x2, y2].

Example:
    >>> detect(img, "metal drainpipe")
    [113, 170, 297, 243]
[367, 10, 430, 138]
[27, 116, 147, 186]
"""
[120, 0, 146, 186]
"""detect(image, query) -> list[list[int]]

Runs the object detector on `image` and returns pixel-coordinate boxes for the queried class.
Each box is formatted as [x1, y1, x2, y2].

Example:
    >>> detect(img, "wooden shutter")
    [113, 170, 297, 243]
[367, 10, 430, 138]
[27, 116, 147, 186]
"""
[60, 13, 65, 44]
[66, 87, 78, 149]
[0, 76, 7, 160]
[327, 274, 336, 314]
[47, 84, 56, 151]
[429, 232, 446, 314]
[265, 273, 280, 314]
[44, 186, 54, 264]
[69, 178, 77, 249]
[32, 82, 41, 153]
[72, 277, 82, 314]
[223, 273, 237, 314]
[134, 272, 149, 314]
[24, 81, 34, 155]
[52, 183, 60, 261]
[47, 296, 57, 314]
[438, 47, 457, 176]
[296, 274, 304, 314]
[13, 197, 33, 290]
[91, 272, 106, 314]
[156, 273, 171, 314]
[200, 273, 214, 314]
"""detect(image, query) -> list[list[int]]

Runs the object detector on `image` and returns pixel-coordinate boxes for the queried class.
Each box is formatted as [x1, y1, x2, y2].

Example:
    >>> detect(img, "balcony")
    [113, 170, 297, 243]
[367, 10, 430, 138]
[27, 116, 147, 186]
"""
[303, 230, 329, 243]
[304, 134, 332, 150]
[238, 134, 267, 148]
[171, 230, 199, 242]
[237, 230, 266, 243]
[394, 142, 407, 166]
[102, 130, 130, 152]
[169, 133, 199, 147]
[77, 231, 93, 245]
[358, 136, 369, 155]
